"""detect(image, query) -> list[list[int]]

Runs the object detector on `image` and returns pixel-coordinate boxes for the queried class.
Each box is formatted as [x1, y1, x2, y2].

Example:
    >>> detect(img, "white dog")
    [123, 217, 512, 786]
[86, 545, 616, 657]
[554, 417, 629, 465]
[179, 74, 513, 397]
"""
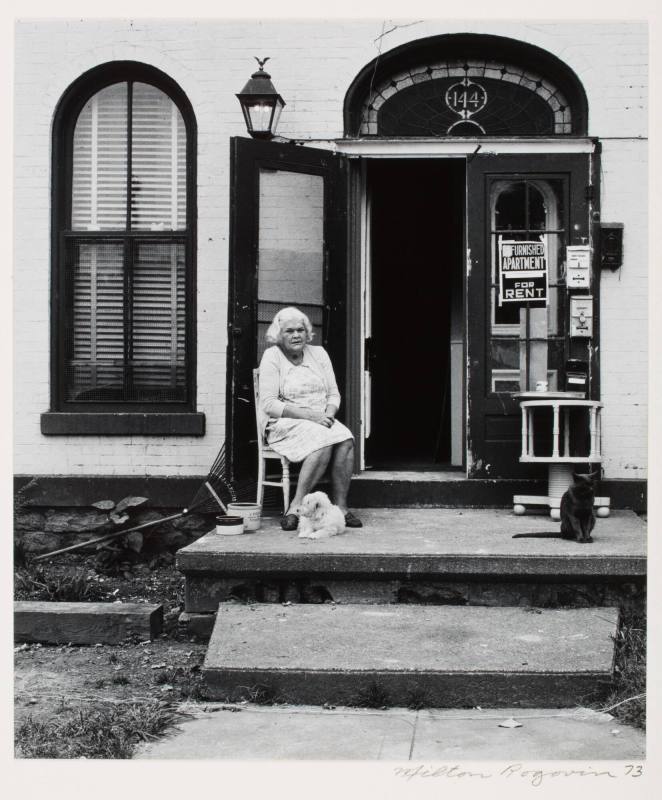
[296, 491, 346, 539]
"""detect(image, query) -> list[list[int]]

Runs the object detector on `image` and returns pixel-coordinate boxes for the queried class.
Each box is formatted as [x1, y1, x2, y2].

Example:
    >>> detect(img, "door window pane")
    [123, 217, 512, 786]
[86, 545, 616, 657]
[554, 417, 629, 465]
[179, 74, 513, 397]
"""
[256, 168, 325, 361]
[489, 178, 566, 393]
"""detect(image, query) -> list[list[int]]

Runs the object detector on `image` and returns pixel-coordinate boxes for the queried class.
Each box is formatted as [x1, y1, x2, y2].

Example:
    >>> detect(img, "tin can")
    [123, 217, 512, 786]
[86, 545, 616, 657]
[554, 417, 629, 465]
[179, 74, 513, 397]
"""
[215, 515, 245, 535]
[227, 502, 261, 531]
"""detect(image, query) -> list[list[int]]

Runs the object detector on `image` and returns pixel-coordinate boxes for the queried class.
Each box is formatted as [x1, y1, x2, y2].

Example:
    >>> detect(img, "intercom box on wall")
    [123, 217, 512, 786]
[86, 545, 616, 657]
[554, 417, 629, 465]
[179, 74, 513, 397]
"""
[566, 245, 591, 288]
[570, 295, 593, 337]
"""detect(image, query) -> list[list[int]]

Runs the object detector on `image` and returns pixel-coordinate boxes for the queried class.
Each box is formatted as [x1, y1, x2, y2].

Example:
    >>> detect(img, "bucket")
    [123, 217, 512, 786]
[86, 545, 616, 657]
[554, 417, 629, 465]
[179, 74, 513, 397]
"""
[215, 515, 245, 536]
[227, 502, 261, 531]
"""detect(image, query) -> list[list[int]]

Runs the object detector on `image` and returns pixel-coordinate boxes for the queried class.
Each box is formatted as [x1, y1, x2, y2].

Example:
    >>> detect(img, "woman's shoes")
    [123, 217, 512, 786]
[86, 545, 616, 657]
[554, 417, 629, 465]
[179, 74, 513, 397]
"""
[281, 511, 362, 530]
[280, 513, 299, 531]
[344, 511, 363, 528]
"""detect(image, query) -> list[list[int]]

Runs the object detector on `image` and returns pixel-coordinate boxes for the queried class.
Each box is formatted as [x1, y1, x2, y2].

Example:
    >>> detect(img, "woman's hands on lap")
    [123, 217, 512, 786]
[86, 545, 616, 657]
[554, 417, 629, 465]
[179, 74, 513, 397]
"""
[280, 403, 335, 427]
[308, 410, 335, 427]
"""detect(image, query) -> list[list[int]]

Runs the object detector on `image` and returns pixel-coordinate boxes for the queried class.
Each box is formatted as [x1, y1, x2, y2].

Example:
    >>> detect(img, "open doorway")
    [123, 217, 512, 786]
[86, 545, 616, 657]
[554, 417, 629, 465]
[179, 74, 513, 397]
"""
[365, 159, 465, 470]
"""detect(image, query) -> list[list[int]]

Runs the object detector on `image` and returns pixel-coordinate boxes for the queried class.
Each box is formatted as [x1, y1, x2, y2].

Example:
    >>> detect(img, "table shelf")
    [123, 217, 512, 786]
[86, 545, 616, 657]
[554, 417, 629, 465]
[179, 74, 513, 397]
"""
[514, 396, 609, 518]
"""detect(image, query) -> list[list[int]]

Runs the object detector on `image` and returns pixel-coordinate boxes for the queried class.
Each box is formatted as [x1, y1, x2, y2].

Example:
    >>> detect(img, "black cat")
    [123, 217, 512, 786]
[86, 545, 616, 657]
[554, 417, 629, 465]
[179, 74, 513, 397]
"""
[513, 471, 598, 544]
[559, 471, 597, 542]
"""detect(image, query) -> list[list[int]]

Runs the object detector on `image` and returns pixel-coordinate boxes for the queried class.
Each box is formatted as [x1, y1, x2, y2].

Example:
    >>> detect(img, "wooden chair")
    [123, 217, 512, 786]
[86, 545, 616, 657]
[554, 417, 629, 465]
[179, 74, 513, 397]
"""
[253, 369, 292, 513]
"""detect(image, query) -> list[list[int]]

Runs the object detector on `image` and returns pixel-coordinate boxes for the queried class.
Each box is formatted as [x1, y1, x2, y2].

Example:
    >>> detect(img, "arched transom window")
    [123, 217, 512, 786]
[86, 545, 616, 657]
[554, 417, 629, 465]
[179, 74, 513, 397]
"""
[360, 60, 572, 137]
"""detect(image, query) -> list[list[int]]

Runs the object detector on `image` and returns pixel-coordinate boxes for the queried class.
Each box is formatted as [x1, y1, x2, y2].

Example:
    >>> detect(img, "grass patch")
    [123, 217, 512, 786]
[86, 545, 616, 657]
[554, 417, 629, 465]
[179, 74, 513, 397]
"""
[405, 685, 432, 710]
[352, 680, 391, 709]
[16, 700, 185, 759]
[601, 607, 646, 730]
[152, 665, 207, 700]
[14, 565, 108, 602]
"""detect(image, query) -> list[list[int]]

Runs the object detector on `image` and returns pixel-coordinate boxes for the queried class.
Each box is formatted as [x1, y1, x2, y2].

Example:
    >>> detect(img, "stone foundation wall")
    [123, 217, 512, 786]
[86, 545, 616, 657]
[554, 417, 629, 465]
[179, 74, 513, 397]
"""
[14, 506, 214, 556]
[184, 574, 645, 614]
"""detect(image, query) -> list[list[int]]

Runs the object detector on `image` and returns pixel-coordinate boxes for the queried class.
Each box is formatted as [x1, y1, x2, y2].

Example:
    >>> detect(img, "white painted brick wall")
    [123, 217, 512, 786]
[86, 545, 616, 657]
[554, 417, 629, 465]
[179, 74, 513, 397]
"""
[13, 19, 648, 479]
[598, 139, 648, 478]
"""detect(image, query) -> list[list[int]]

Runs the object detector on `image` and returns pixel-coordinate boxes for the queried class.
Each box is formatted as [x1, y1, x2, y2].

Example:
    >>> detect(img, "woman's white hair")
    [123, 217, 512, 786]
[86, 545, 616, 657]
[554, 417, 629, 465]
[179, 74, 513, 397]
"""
[265, 306, 315, 345]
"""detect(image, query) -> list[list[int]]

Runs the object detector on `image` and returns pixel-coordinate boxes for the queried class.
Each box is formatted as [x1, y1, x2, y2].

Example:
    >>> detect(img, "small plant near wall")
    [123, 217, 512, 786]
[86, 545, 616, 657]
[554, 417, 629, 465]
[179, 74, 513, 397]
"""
[92, 496, 148, 526]
[90, 496, 149, 576]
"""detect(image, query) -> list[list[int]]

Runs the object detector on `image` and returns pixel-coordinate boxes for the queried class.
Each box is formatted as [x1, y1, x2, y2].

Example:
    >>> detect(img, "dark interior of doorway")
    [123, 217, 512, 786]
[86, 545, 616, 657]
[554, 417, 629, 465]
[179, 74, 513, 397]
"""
[366, 158, 465, 469]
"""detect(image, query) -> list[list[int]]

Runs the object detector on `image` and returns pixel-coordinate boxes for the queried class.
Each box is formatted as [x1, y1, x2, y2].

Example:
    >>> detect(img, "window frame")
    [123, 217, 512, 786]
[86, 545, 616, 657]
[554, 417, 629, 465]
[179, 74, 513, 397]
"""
[486, 173, 570, 397]
[46, 62, 200, 432]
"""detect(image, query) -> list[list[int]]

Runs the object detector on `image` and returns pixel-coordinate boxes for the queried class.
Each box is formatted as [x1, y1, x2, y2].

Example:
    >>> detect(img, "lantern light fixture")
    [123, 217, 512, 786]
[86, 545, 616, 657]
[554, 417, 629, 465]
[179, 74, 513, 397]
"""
[236, 57, 286, 139]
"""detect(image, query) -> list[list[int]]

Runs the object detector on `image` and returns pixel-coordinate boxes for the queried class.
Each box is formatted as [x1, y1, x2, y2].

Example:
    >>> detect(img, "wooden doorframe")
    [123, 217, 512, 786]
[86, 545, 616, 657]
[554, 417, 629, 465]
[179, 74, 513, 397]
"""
[341, 139, 598, 478]
[350, 156, 467, 471]
[345, 159, 366, 470]
[465, 148, 600, 478]
[226, 136, 348, 481]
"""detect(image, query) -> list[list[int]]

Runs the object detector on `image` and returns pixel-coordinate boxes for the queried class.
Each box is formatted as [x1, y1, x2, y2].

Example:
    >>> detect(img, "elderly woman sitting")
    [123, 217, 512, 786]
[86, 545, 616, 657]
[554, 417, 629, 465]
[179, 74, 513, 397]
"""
[258, 307, 362, 531]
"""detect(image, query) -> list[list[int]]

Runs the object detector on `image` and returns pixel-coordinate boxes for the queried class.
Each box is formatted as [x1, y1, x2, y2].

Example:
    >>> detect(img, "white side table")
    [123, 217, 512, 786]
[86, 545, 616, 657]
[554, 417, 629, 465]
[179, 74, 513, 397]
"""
[513, 393, 610, 519]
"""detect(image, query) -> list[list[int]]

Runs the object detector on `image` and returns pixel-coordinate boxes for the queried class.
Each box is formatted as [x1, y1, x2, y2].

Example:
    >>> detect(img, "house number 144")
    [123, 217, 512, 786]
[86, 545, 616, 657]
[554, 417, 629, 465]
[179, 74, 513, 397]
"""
[445, 80, 487, 117]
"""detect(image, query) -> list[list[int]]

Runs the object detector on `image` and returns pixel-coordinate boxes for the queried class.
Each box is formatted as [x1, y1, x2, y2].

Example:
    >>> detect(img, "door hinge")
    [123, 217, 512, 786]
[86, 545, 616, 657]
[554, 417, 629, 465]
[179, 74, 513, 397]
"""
[585, 185, 595, 202]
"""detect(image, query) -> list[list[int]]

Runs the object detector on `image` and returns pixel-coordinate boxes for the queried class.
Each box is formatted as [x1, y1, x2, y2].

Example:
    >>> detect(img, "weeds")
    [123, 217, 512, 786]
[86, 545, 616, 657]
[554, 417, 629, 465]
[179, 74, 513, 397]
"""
[405, 685, 432, 711]
[16, 700, 185, 759]
[236, 683, 283, 705]
[55, 697, 71, 714]
[14, 539, 29, 570]
[601, 607, 646, 729]
[179, 680, 207, 701]
[152, 665, 207, 700]
[352, 680, 391, 709]
[13, 479, 39, 570]
[14, 565, 108, 602]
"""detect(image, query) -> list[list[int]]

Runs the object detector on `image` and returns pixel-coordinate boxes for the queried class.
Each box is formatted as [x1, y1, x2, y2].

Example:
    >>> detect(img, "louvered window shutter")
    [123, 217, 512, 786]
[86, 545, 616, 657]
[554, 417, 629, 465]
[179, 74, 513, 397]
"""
[72, 83, 128, 231]
[131, 83, 187, 231]
[132, 240, 186, 395]
[66, 81, 189, 405]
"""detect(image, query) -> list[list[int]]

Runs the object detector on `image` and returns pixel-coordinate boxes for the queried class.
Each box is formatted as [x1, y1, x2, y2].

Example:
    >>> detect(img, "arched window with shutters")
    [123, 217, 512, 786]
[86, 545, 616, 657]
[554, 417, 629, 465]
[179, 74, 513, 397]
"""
[46, 62, 199, 434]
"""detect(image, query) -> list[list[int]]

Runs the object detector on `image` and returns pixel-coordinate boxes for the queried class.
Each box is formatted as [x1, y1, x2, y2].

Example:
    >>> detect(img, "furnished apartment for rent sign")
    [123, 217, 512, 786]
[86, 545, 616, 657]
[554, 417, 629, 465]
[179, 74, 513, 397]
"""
[498, 239, 548, 307]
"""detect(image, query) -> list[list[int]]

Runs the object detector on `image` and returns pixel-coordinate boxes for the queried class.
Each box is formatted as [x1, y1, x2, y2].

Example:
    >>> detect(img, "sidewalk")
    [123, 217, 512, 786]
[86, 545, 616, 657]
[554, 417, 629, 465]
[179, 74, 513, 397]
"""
[136, 703, 645, 760]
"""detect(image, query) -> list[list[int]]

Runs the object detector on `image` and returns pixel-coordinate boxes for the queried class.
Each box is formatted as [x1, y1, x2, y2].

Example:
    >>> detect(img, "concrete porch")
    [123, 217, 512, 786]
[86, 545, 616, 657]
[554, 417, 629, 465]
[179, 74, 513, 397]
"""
[178, 508, 646, 620]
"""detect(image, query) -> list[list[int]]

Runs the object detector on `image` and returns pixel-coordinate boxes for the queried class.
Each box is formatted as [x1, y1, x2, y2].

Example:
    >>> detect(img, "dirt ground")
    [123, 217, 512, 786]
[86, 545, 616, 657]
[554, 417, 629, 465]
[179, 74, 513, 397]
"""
[14, 555, 209, 732]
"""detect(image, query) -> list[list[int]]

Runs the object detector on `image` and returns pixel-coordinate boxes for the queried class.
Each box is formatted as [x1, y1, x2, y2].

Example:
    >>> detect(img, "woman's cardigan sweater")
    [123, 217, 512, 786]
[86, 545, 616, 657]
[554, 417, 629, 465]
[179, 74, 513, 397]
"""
[257, 345, 342, 439]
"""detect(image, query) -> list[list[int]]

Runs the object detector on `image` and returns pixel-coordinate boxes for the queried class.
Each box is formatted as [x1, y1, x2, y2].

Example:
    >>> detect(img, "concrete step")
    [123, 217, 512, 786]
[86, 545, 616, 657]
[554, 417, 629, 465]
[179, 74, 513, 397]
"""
[348, 473, 646, 512]
[202, 604, 619, 708]
[178, 509, 646, 618]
